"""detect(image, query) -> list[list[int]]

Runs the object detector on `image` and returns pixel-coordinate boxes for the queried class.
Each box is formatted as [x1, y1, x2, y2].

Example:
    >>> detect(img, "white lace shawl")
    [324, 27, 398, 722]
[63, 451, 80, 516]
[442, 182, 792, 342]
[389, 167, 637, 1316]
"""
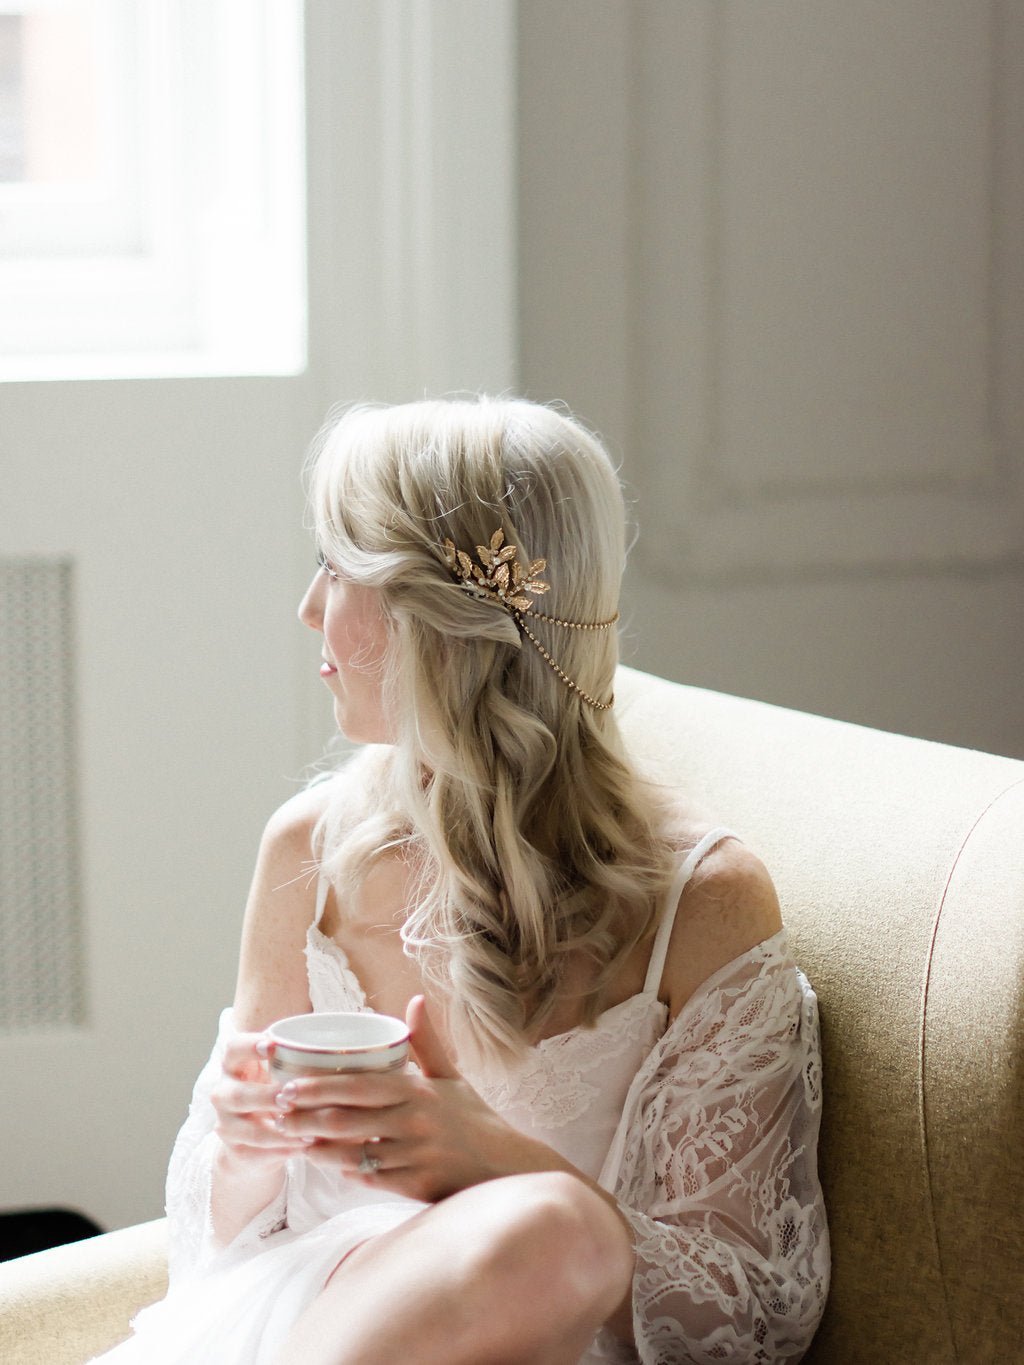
[163, 932, 828, 1364]
[601, 935, 829, 1363]
[164, 1012, 291, 1284]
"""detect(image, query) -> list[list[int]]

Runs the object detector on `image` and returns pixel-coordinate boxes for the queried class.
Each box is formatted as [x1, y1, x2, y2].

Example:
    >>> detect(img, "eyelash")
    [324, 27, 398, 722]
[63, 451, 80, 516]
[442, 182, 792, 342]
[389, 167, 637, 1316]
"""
[316, 551, 341, 580]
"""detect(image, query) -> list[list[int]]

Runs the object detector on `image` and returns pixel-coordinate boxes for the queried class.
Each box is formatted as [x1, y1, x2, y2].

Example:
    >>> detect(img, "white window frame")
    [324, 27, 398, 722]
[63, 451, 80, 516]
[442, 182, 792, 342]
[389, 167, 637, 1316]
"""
[0, 0, 306, 381]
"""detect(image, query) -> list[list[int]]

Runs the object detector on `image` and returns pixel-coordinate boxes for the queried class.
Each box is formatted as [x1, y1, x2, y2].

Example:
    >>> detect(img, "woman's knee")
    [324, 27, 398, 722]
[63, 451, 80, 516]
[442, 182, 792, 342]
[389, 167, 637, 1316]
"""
[464, 1171, 634, 1311]
[300, 1175, 634, 1365]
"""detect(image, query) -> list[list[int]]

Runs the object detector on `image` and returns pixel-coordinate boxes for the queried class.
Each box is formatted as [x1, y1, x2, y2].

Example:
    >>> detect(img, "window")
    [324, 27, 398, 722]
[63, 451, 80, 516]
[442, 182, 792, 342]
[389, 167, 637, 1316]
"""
[0, 0, 306, 380]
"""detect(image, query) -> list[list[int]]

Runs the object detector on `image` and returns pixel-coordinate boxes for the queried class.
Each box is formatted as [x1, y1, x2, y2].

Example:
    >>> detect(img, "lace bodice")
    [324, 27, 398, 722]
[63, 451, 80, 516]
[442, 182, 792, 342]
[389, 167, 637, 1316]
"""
[165, 830, 829, 1364]
[304, 829, 733, 1187]
[307, 919, 666, 1182]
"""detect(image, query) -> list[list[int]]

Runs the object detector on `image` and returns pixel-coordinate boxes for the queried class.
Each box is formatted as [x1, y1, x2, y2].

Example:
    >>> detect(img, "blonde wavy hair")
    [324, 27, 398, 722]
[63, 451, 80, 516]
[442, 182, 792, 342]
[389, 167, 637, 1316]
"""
[308, 397, 679, 1057]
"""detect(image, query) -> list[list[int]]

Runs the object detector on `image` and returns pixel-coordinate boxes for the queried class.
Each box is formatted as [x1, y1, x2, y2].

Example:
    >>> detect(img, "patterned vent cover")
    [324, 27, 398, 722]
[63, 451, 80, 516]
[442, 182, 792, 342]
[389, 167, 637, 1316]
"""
[0, 558, 84, 1029]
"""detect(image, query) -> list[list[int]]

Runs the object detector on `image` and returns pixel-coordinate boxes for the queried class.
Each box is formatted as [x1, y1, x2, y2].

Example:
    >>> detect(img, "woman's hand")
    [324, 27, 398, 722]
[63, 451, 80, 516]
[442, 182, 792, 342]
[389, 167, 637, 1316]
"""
[210, 1032, 314, 1175]
[271, 997, 540, 1203]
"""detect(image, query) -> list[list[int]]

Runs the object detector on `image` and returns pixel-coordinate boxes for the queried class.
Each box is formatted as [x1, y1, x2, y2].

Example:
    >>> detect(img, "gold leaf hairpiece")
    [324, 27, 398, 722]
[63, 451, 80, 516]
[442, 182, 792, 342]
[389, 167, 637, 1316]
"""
[442, 528, 550, 611]
[441, 528, 618, 710]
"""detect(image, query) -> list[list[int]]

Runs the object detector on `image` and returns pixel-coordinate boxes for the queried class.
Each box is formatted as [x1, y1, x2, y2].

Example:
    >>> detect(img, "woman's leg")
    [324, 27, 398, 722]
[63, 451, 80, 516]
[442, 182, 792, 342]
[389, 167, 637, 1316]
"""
[270, 1172, 635, 1365]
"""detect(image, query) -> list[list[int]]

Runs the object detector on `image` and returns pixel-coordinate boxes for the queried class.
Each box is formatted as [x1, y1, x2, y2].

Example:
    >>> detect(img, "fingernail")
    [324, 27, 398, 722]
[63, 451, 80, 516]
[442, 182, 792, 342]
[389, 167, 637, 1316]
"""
[274, 1114, 288, 1132]
[275, 1082, 297, 1109]
[301, 1136, 317, 1146]
[255, 1038, 271, 1059]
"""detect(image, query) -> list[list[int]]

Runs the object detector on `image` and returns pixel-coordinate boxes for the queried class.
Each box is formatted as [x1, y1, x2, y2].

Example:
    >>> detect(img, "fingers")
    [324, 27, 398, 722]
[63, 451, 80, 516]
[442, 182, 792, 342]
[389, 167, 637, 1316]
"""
[221, 1032, 273, 1082]
[273, 1071, 412, 1112]
[302, 1135, 404, 1182]
[271, 1071, 412, 1147]
[217, 1113, 311, 1154]
[272, 1101, 410, 1146]
[214, 1015, 466, 1200]
[407, 995, 460, 1080]
[214, 1035, 308, 1157]
[213, 1077, 279, 1114]
[213, 1088, 311, 1153]
[270, 1070, 438, 1180]
[212, 1079, 303, 1150]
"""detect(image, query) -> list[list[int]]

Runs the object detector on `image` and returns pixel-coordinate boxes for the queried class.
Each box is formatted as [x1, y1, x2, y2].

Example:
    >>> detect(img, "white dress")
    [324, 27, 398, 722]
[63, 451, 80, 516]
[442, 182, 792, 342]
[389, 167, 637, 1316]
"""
[94, 828, 829, 1364]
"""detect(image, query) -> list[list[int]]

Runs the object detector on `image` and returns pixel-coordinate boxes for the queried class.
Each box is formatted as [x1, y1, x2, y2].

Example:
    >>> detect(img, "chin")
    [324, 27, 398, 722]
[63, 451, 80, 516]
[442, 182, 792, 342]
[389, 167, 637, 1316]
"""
[333, 699, 390, 746]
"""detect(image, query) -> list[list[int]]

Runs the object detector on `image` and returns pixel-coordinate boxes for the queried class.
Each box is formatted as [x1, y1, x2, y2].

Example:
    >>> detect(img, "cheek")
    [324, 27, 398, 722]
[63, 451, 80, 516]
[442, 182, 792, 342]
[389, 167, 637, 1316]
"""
[326, 590, 389, 670]
[361, 608, 391, 671]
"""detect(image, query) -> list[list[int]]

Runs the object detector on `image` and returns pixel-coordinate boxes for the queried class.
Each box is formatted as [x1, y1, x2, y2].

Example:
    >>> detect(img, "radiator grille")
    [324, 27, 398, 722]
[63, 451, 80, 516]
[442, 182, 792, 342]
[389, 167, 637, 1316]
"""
[0, 558, 84, 1029]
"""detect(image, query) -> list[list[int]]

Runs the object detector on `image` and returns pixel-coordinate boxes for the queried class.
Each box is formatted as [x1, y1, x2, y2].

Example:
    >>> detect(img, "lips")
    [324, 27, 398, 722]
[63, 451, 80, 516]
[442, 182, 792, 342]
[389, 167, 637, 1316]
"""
[320, 658, 338, 677]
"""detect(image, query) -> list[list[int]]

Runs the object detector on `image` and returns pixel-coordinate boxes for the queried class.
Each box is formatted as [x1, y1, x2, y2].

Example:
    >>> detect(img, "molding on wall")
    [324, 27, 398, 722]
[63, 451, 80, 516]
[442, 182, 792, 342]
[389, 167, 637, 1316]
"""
[699, 1, 1004, 504]
[629, 0, 1023, 582]
[305, 0, 518, 411]
[298, 0, 519, 765]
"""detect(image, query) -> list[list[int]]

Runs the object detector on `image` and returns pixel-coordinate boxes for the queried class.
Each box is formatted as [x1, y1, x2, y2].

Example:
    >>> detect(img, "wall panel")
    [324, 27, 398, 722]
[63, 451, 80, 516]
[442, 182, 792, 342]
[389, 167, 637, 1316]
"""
[632, 0, 1023, 582]
[518, 0, 1024, 756]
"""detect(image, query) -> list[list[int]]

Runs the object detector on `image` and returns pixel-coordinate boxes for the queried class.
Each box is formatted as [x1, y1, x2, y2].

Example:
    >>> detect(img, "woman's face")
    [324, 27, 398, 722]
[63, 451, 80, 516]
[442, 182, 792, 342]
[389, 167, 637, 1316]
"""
[298, 558, 393, 744]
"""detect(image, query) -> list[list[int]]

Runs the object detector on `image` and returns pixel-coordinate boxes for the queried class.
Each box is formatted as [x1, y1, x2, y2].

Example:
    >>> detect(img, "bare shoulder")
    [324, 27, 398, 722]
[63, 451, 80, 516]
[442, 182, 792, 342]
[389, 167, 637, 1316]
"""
[257, 749, 376, 866]
[260, 778, 334, 857]
[662, 834, 783, 1017]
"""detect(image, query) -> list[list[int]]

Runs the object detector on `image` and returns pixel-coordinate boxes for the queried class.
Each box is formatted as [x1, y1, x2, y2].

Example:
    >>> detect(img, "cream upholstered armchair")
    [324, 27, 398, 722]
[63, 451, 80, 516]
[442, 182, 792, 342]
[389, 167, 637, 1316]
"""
[2, 666, 1022, 1364]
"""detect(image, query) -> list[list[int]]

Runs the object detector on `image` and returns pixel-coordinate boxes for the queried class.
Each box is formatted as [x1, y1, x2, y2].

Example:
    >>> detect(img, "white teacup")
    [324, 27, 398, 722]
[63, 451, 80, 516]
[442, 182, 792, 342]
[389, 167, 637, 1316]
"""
[265, 1011, 411, 1079]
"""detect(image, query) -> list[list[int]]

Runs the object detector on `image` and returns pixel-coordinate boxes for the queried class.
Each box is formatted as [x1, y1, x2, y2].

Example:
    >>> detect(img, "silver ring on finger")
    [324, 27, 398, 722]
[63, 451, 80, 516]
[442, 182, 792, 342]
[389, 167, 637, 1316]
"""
[358, 1141, 382, 1175]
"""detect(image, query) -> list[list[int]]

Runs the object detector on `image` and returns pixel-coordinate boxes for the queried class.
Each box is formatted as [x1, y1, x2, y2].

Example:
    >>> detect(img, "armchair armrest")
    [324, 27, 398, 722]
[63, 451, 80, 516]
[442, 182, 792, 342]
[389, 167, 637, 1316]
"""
[0, 1218, 168, 1365]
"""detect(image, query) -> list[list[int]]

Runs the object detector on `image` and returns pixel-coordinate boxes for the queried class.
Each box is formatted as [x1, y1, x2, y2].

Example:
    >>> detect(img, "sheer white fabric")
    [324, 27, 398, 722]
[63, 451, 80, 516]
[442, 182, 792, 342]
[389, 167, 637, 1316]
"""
[594, 936, 829, 1363]
[163, 1010, 291, 1285]
[96, 846, 828, 1364]
[472, 991, 665, 1181]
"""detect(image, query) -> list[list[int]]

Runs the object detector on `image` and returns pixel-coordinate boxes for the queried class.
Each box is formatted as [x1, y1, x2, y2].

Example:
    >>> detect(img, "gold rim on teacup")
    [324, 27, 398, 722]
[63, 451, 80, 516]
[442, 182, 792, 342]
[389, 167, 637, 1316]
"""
[265, 1011, 411, 1077]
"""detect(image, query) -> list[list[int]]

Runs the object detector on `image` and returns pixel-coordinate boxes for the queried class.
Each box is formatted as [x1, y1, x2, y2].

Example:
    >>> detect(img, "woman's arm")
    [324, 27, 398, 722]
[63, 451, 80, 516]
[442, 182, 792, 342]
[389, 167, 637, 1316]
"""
[609, 849, 829, 1361]
[164, 782, 335, 1278]
[205, 785, 331, 1247]
[662, 840, 785, 1017]
[232, 785, 329, 1029]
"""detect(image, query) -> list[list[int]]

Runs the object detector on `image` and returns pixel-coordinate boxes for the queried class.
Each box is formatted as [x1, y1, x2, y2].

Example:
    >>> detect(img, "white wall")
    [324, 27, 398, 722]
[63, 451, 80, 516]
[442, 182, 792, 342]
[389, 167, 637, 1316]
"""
[518, 0, 1024, 759]
[0, 376, 317, 1229]
[0, 1, 516, 1232]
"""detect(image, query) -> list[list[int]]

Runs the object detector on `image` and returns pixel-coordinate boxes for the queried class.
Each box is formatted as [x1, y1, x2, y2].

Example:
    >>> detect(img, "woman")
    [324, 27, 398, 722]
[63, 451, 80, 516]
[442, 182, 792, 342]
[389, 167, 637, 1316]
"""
[100, 398, 828, 1364]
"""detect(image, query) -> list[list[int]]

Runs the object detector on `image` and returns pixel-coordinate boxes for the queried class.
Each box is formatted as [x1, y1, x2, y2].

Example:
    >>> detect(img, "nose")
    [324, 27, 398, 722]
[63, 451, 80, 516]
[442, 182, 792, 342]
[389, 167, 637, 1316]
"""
[298, 571, 324, 630]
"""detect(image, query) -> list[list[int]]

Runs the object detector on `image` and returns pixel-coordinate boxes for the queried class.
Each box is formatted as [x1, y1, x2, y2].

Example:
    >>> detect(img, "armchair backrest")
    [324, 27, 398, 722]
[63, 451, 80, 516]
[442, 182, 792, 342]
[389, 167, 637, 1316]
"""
[615, 667, 1024, 1363]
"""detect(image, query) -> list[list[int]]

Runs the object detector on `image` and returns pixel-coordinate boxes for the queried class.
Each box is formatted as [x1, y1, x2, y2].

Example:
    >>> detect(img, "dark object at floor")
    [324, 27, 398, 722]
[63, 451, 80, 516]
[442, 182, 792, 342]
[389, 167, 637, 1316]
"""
[0, 1207, 104, 1262]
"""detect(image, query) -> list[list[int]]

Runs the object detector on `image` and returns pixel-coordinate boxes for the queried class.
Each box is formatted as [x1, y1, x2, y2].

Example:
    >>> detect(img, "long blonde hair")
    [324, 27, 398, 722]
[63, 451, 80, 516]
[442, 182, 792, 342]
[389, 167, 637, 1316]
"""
[308, 398, 677, 1056]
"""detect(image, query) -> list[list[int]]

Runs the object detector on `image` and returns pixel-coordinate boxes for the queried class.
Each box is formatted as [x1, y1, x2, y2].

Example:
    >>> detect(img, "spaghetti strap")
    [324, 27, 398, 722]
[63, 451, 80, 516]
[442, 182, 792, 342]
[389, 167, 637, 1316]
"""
[313, 871, 330, 929]
[643, 826, 739, 995]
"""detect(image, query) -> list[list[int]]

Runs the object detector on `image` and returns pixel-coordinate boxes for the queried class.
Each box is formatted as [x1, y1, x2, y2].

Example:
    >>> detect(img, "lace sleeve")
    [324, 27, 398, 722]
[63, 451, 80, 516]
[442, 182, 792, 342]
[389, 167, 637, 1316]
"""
[611, 935, 829, 1364]
[164, 1008, 289, 1285]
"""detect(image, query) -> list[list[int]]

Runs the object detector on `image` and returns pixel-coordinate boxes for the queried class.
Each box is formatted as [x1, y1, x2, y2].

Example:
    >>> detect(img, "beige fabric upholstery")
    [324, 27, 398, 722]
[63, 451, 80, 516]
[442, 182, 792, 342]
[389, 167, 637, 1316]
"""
[2, 667, 1021, 1363]
[0, 1218, 167, 1364]
[613, 670, 1024, 1363]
